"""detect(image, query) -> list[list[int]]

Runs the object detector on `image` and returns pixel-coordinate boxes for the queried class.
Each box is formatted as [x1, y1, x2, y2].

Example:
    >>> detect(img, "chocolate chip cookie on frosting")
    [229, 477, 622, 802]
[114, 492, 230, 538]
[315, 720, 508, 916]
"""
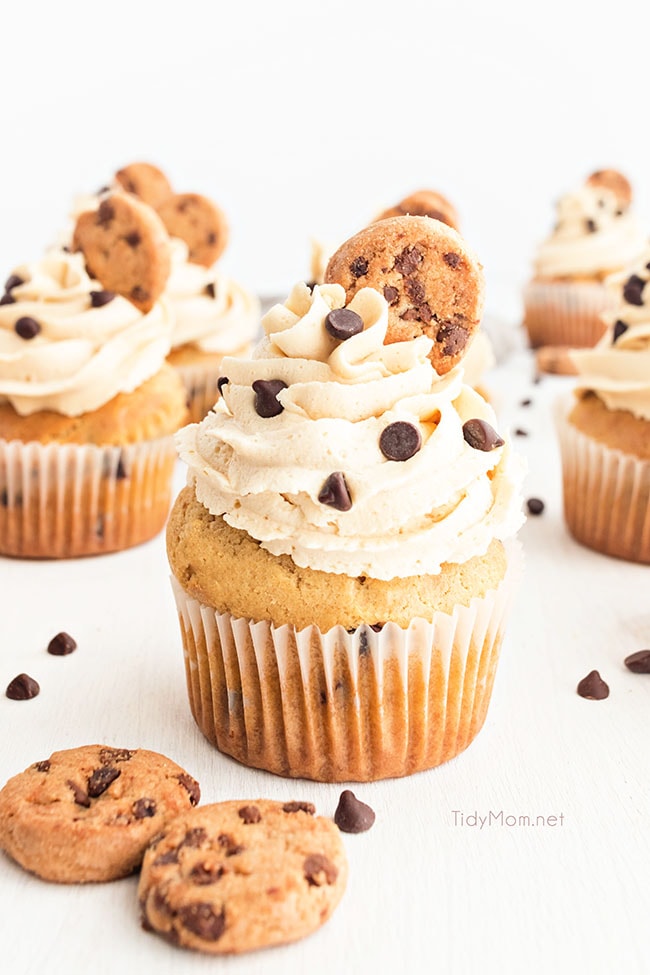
[167, 217, 524, 782]
[523, 169, 647, 350]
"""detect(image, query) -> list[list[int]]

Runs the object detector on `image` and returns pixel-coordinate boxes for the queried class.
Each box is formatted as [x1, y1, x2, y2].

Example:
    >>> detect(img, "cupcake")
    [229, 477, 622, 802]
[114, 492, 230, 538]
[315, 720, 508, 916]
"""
[374, 188, 460, 230]
[557, 252, 650, 563]
[167, 216, 524, 782]
[523, 169, 647, 350]
[0, 194, 186, 558]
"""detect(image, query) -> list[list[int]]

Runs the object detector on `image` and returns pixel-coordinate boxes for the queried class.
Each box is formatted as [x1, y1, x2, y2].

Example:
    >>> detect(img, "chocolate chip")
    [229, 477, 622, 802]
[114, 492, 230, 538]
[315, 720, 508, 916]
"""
[124, 231, 141, 248]
[218, 833, 244, 856]
[238, 805, 261, 824]
[585, 219, 597, 233]
[283, 801, 316, 815]
[99, 747, 134, 764]
[217, 376, 229, 395]
[404, 278, 426, 303]
[252, 378, 287, 418]
[0, 293, 15, 305]
[334, 790, 376, 833]
[207, 232, 217, 245]
[154, 848, 179, 866]
[87, 765, 121, 798]
[613, 320, 629, 343]
[116, 454, 128, 480]
[520, 398, 532, 407]
[34, 760, 51, 772]
[67, 780, 91, 807]
[96, 200, 115, 228]
[577, 670, 609, 700]
[379, 421, 422, 461]
[359, 629, 369, 656]
[190, 864, 225, 885]
[204, 282, 216, 298]
[436, 322, 469, 355]
[616, 208, 624, 217]
[318, 471, 352, 511]
[394, 245, 423, 276]
[623, 274, 646, 306]
[178, 904, 226, 942]
[624, 650, 650, 674]
[400, 308, 421, 322]
[133, 798, 157, 819]
[130, 285, 150, 303]
[369, 622, 384, 632]
[383, 285, 399, 304]
[325, 307, 364, 341]
[303, 853, 338, 886]
[443, 252, 461, 268]
[15, 317, 41, 340]
[515, 428, 528, 437]
[526, 497, 545, 516]
[349, 256, 368, 278]
[462, 419, 504, 451]
[47, 631, 77, 656]
[182, 828, 208, 849]
[89, 290, 116, 308]
[5, 274, 23, 292]
[6, 674, 40, 700]
[177, 773, 200, 805]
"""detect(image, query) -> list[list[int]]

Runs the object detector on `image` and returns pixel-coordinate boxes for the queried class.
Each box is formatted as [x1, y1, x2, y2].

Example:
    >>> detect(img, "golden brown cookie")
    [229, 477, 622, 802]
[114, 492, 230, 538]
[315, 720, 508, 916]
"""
[114, 162, 173, 209]
[586, 169, 632, 209]
[375, 189, 460, 231]
[535, 345, 579, 376]
[325, 216, 484, 375]
[0, 746, 200, 883]
[138, 799, 347, 954]
[156, 193, 229, 267]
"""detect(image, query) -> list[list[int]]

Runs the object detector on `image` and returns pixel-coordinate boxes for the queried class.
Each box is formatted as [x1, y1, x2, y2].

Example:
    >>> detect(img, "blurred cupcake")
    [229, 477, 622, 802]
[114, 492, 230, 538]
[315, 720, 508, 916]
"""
[374, 188, 460, 230]
[557, 252, 650, 563]
[168, 217, 524, 782]
[523, 169, 647, 349]
[0, 195, 186, 558]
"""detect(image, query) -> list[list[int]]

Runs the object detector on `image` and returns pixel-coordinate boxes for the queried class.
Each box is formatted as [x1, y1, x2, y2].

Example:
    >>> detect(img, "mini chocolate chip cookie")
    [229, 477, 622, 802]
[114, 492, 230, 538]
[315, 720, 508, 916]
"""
[73, 193, 172, 312]
[375, 189, 460, 231]
[156, 193, 229, 267]
[325, 216, 484, 375]
[0, 745, 200, 883]
[586, 169, 632, 209]
[138, 799, 347, 954]
[114, 162, 173, 209]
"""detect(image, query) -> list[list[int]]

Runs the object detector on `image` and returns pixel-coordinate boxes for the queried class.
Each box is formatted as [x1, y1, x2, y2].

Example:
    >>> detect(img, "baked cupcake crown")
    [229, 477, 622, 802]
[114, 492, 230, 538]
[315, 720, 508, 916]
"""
[374, 189, 460, 232]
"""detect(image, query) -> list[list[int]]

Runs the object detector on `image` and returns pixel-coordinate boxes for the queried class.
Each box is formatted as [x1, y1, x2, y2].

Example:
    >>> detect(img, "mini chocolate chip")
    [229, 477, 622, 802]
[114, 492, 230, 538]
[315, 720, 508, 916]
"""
[283, 801, 316, 815]
[379, 421, 422, 461]
[87, 765, 121, 798]
[238, 805, 262, 824]
[394, 245, 423, 277]
[526, 497, 545, 516]
[204, 282, 216, 298]
[515, 428, 528, 437]
[613, 320, 629, 343]
[585, 218, 597, 233]
[383, 285, 399, 304]
[303, 853, 338, 886]
[400, 308, 421, 322]
[359, 629, 369, 656]
[5, 274, 23, 292]
[154, 848, 179, 866]
[217, 376, 229, 394]
[334, 790, 376, 833]
[182, 828, 208, 848]
[6, 674, 40, 700]
[577, 670, 609, 700]
[0, 292, 15, 305]
[190, 864, 225, 885]
[34, 760, 51, 772]
[47, 631, 77, 656]
[124, 231, 141, 248]
[133, 798, 157, 819]
[369, 622, 384, 632]
[520, 398, 532, 407]
[404, 278, 426, 303]
[15, 317, 41, 340]
[318, 471, 352, 511]
[116, 454, 128, 479]
[130, 285, 149, 303]
[305, 280, 318, 292]
[0, 490, 7, 507]
[436, 322, 469, 355]
[96, 200, 115, 228]
[218, 833, 244, 856]
[616, 208, 624, 216]
[325, 307, 364, 341]
[178, 904, 226, 942]
[99, 747, 134, 764]
[443, 252, 461, 268]
[67, 780, 91, 807]
[462, 419, 505, 451]
[207, 232, 217, 245]
[89, 290, 115, 308]
[178, 773, 200, 805]
[624, 650, 650, 674]
[252, 378, 287, 418]
[623, 274, 645, 306]
[349, 256, 368, 278]
[532, 373, 542, 385]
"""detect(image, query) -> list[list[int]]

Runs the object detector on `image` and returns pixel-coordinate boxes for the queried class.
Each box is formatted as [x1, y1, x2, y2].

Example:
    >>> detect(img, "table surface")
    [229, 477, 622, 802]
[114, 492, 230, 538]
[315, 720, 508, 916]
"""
[1, 348, 649, 975]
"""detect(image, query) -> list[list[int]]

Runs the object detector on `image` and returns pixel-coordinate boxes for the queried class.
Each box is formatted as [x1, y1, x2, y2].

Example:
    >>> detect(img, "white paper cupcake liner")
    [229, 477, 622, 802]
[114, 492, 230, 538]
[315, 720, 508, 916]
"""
[170, 542, 522, 782]
[0, 435, 177, 558]
[523, 280, 614, 349]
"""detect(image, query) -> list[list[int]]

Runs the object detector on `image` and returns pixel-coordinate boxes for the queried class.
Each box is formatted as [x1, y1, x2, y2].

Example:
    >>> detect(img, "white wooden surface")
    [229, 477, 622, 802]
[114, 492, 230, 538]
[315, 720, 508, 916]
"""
[1, 350, 649, 975]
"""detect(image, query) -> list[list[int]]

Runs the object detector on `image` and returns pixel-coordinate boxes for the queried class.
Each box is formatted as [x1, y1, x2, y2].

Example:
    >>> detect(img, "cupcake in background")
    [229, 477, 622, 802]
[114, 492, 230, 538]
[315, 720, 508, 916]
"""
[557, 252, 650, 563]
[0, 193, 186, 558]
[374, 188, 460, 230]
[523, 169, 647, 350]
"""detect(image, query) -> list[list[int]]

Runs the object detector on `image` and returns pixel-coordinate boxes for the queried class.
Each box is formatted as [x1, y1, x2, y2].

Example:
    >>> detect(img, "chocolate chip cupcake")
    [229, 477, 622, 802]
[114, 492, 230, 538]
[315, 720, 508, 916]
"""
[523, 169, 647, 350]
[167, 218, 524, 782]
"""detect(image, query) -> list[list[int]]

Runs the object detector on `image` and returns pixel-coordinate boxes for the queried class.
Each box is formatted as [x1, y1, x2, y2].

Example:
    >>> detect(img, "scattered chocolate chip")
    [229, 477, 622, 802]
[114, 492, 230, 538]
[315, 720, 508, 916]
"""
[462, 418, 504, 451]
[613, 320, 629, 343]
[123, 231, 140, 248]
[89, 290, 115, 308]
[207, 232, 217, 245]
[334, 790, 376, 833]
[318, 471, 352, 511]
[47, 631, 77, 656]
[0, 490, 7, 507]
[6, 673, 40, 700]
[585, 218, 597, 233]
[130, 285, 150, 303]
[349, 256, 368, 278]
[67, 780, 91, 807]
[325, 307, 364, 341]
[154, 848, 179, 866]
[96, 200, 115, 228]
[133, 798, 157, 819]
[252, 378, 287, 418]
[283, 801, 315, 815]
[514, 428, 528, 437]
[305, 280, 317, 292]
[404, 278, 426, 303]
[379, 421, 422, 461]
[623, 274, 645, 306]
[383, 285, 399, 304]
[15, 317, 41, 340]
[532, 373, 542, 385]
[182, 828, 208, 848]
[400, 308, 421, 322]
[177, 773, 200, 806]
[369, 623, 384, 632]
[99, 747, 134, 764]
[303, 853, 338, 886]
[34, 760, 51, 772]
[217, 376, 229, 394]
[0, 292, 15, 305]
[190, 864, 224, 885]
[526, 497, 545, 516]
[359, 629, 369, 656]
[87, 765, 121, 798]
[616, 208, 624, 217]
[178, 903, 226, 942]
[204, 282, 216, 298]
[218, 833, 244, 856]
[436, 322, 469, 355]
[5, 274, 23, 292]
[624, 650, 650, 674]
[238, 805, 262, 824]
[577, 670, 609, 700]
[520, 398, 532, 407]
[443, 252, 461, 268]
[115, 454, 128, 480]
[394, 245, 423, 276]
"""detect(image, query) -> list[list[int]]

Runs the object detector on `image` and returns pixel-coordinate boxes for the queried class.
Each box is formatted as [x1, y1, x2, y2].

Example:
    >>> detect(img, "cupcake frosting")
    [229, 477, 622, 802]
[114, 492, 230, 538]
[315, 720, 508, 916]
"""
[177, 282, 524, 580]
[534, 185, 646, 279]
[0, 250, 173, 417]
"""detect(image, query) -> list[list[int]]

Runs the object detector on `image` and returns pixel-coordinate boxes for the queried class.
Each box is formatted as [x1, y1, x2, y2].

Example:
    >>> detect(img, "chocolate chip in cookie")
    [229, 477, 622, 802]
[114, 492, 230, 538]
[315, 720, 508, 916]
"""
[114, 162, 173, 209]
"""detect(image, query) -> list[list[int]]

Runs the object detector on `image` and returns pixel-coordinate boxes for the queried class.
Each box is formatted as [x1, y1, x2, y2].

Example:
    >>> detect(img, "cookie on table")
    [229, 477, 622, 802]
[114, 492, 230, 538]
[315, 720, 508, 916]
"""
[138, 799, 347, 954]
[0, 745, 200, 883]
[114, 162, 173, 209]
[586, 169, 632, 209]
[375, 189, 460, 231]
[156, 193, 229, 267]
[73, 193, 172, 312]
[325, 215, 484, 375]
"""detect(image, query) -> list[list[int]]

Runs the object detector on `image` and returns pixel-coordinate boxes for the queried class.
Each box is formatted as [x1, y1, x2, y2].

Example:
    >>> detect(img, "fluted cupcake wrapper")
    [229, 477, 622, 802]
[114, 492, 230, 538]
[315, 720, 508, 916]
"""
[556, 400, 650, 564]
[0, 435, 177, 559]
[523, 280, 615, 349]
[170, 542, 521, 783]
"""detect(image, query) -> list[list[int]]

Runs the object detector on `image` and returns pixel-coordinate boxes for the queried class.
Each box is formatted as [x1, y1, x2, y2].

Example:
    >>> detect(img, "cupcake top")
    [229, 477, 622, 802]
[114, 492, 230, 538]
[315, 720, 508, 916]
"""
[176, 280, 524, 580]
[0, 250, 173, 417]
[533, 172, 646, 279]
[572, 253, 650, 420]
